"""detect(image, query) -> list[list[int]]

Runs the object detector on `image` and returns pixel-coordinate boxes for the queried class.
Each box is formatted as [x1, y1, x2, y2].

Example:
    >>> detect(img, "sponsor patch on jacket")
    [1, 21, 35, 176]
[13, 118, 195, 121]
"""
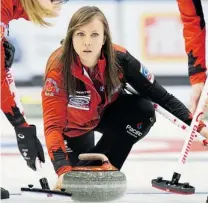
[68, 95, 91, 110]
[44, 78, 59, 96]
[140, 64, 154, 83]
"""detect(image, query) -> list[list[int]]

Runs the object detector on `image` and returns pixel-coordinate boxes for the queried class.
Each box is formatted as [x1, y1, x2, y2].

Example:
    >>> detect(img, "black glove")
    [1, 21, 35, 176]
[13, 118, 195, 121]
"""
[15, 125, 45, 171]
[3, 40, 15, 68]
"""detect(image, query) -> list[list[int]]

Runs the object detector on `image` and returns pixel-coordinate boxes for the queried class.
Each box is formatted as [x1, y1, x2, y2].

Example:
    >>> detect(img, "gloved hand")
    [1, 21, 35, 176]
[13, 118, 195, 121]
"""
[15, 125, 45, 171]
[3, 40, 15, 68]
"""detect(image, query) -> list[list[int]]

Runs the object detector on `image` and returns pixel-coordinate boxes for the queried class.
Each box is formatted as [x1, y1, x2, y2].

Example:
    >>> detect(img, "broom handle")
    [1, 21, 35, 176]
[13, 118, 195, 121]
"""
[175, 79, 208, 172]
[152, 102, 205, 141]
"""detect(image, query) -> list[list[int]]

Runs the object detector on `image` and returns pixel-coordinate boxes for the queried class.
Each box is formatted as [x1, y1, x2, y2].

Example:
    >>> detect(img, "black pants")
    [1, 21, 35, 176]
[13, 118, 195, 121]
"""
[64, 94, 156, 169]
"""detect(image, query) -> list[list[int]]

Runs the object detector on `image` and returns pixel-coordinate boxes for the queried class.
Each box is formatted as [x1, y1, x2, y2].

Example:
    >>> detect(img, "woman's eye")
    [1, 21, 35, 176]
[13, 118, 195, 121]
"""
[92, 33, 99, 37]
[77, 32, 84, 36]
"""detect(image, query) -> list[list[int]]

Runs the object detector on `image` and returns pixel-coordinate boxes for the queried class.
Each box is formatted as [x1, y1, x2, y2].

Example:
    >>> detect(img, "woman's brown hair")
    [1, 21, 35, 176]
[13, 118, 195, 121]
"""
[46, 6, 122, 101]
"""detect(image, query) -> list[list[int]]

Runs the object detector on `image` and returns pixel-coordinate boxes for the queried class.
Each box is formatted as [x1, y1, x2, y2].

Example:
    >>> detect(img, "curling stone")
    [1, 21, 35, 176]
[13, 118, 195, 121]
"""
[62, 153, 127, 202]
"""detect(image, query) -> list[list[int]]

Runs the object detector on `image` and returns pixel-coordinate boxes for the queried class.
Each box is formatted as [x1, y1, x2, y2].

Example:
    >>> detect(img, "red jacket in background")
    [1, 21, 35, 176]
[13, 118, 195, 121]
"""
[177, 0, 207, 85]
[1, 0, 28, 26]
[1, 0, 29, 126]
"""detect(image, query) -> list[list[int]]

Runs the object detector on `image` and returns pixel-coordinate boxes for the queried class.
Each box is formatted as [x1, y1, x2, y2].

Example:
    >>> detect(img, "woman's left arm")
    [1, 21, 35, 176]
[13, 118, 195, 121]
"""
[118, 50, 207, 135]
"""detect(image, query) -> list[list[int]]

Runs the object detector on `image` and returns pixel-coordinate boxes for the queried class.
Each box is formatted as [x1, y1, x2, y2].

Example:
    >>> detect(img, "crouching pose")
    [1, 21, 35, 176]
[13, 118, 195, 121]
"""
[41, 6, 208, 189]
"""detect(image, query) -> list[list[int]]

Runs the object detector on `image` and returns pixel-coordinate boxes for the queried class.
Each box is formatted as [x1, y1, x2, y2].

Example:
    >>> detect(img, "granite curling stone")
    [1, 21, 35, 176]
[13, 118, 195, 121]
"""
[62, 153, 127, 202]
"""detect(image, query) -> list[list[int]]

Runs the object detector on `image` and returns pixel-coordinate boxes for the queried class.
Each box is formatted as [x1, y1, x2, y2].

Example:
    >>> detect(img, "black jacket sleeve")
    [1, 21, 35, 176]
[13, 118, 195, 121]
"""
[117, 50, 192, 126]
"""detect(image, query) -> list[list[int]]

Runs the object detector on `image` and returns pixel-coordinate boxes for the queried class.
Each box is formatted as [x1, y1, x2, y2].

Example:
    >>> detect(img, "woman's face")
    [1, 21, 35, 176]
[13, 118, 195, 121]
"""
[37, 0, 63, 16]
[72, 17, 106, 67]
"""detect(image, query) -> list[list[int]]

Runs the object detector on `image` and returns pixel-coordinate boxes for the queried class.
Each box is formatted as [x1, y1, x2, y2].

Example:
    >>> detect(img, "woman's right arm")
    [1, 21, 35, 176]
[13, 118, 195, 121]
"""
[42, 70, 72, 176]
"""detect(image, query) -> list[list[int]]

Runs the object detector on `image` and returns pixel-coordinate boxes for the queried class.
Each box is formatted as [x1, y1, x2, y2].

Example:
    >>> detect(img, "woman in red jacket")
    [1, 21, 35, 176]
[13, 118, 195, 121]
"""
[177, 0, 208, 146]
[1, 0, 69, 199]
[42, 6, 208, 190]
[177, 0, 207, 114]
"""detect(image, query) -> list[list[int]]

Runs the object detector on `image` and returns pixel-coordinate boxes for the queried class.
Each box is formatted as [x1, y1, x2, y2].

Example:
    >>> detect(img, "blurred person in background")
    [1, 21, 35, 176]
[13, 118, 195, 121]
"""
[1, 0, 69, 199]
[41, 6, 208, 190]
[177, 0, 208, 146]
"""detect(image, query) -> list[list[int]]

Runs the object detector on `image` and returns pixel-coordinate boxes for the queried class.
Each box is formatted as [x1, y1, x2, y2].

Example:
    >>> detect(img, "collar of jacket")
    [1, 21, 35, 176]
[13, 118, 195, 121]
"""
[71, 52, 106, 83]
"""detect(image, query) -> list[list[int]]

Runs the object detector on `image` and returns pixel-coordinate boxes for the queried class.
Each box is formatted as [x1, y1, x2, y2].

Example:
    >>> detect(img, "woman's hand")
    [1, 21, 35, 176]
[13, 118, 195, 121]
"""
[199, 126, 208, 146]
[189, 83, 204, 114]
[54, 173, 66, 191]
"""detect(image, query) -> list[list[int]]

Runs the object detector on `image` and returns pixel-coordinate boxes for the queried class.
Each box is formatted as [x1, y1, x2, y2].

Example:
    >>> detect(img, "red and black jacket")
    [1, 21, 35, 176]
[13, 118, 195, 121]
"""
[42, 44, 205, 176]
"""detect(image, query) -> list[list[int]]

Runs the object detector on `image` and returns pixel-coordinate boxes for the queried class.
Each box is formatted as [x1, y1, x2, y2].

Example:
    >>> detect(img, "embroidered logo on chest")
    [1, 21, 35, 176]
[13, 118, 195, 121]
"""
[68, 91, 91, 110]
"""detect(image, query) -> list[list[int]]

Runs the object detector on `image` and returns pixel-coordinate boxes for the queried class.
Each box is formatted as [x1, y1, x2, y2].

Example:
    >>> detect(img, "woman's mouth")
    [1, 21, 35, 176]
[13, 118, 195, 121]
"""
[83, 50, 92, 53]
